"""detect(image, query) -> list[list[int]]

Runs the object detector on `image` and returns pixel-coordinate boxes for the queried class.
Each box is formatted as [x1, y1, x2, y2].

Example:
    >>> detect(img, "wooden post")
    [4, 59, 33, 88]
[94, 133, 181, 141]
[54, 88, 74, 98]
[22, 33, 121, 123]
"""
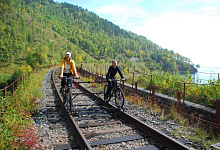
[150, 75, 152, 95]
[4, 87, 6, 99]
[80, 64, 82, 73]
[134, 81, 138, 103]
[132, 72, 134, 89]
[16, 79, 18, 89]
[216, 99, 220, 136]
[95, 73, 97, 82]
[177, 91, 181, 114]
[11, 82, 14, 95]
[135, 81, 137, 95]
[152, 86, 155, 105]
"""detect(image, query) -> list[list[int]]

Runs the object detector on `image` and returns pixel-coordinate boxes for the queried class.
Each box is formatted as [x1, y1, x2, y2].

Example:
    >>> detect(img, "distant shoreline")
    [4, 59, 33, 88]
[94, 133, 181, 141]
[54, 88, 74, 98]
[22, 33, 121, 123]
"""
[192, 67, 220, 83]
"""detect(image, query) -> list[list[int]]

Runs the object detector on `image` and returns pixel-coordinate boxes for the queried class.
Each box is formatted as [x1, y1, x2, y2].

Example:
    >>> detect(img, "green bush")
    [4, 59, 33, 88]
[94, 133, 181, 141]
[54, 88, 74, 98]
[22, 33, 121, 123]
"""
[137, 71, 220, 108]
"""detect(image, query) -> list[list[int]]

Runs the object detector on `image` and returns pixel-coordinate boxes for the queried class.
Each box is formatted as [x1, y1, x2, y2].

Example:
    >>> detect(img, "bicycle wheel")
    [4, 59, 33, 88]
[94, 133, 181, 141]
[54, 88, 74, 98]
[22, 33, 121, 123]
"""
[104, 84, 111, 102]
[69, 88, 73, 111]
[62, 87, 66, 104]
[66, 90, 70, 111]
[115, 88, 124, 108]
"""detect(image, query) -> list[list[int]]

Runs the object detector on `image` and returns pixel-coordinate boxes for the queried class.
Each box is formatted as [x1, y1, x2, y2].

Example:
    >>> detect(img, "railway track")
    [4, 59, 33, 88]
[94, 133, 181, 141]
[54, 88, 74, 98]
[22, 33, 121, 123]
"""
[51, 67, 190, 150]
[33, 68, 77, 149]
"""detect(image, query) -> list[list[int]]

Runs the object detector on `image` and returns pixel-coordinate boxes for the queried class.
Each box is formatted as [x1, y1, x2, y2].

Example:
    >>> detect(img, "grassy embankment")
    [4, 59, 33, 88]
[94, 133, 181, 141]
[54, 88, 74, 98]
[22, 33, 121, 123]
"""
[0, 67, 51, 149]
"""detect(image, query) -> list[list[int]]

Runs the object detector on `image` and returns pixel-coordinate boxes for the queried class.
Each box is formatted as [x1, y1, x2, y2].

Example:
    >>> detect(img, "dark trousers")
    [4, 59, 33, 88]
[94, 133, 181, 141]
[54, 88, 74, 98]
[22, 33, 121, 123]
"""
[106, 80, 116, 95]
[61, 73, 72, 87]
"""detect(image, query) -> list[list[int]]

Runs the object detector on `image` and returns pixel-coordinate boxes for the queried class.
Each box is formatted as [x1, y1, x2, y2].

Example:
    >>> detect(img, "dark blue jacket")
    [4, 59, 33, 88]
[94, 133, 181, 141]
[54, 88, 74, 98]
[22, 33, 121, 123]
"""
[106, 66, 124, 80]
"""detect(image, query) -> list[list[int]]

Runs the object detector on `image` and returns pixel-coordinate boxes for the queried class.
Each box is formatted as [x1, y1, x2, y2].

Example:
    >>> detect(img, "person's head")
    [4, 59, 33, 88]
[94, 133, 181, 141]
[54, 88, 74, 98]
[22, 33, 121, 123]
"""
[112, 60, 117, 68]
[65, 52, 71, 60]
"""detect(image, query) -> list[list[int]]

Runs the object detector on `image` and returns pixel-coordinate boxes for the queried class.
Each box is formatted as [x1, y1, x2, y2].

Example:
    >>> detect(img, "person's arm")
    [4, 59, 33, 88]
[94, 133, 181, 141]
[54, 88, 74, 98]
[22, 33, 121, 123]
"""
[73, 69, 79, 78]
[60, 68, 64, 78]
[117, 66, 124, 79]
[71, 60, 79, 78]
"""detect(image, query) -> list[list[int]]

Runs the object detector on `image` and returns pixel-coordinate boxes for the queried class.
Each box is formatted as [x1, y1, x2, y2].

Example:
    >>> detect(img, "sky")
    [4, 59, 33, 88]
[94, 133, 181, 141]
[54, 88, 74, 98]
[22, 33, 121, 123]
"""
[55, 0, 220, 68]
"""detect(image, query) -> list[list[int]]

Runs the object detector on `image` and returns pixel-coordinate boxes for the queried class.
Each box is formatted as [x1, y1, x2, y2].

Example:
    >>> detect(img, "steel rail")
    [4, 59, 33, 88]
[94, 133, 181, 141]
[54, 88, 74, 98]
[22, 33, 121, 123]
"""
[76, 73, 191, 150]
[52, 67, 190, 150]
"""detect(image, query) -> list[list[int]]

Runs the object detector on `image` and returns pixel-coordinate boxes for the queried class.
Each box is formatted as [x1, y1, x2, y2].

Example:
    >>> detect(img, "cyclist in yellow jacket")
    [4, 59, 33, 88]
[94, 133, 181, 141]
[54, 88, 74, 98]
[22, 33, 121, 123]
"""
[59, 52, 79, 91]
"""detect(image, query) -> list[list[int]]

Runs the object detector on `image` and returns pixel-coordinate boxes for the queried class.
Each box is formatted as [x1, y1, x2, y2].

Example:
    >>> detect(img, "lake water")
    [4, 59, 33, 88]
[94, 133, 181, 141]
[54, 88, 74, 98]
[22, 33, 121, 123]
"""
[191, 67, 220, 84]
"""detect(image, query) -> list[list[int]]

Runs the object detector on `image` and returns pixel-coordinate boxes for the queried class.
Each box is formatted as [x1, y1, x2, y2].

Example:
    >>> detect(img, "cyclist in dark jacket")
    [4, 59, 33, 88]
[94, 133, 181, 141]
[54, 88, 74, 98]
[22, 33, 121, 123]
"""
[106, 60, 125, 99]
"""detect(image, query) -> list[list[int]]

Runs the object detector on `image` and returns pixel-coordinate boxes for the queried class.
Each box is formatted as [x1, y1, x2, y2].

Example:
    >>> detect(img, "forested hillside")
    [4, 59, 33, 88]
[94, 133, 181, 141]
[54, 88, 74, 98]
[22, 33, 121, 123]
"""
[0, 0, 198, 87]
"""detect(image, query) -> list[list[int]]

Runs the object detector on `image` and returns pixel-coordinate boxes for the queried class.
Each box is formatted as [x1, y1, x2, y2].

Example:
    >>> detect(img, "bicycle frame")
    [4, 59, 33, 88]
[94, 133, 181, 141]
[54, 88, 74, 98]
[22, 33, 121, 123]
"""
[104, 79, 125, 108]
[62, 76, 79, 112]
[111, 79, 122, 91]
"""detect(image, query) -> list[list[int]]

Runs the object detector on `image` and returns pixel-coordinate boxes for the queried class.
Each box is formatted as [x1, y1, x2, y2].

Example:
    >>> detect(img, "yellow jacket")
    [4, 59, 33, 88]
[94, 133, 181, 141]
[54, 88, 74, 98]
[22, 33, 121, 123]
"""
[58, 58, 77, 77]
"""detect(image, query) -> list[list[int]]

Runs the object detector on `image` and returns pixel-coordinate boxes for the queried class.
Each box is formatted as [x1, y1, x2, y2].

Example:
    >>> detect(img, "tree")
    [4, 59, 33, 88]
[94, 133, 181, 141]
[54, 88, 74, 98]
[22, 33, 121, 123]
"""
[0, 0, 197, 75]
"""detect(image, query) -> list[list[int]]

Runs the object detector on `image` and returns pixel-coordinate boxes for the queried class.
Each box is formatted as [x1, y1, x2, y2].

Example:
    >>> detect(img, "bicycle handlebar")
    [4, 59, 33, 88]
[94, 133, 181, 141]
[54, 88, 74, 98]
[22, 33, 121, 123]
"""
[109, 78, 126, 81]
[62, 76, 80, 79]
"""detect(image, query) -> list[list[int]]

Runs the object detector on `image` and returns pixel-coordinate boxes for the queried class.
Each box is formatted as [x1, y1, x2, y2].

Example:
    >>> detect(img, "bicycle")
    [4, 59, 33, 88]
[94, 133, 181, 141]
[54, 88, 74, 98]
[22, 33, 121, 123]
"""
[61, 76, 79, 112]
[104, 79, 125, 109]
